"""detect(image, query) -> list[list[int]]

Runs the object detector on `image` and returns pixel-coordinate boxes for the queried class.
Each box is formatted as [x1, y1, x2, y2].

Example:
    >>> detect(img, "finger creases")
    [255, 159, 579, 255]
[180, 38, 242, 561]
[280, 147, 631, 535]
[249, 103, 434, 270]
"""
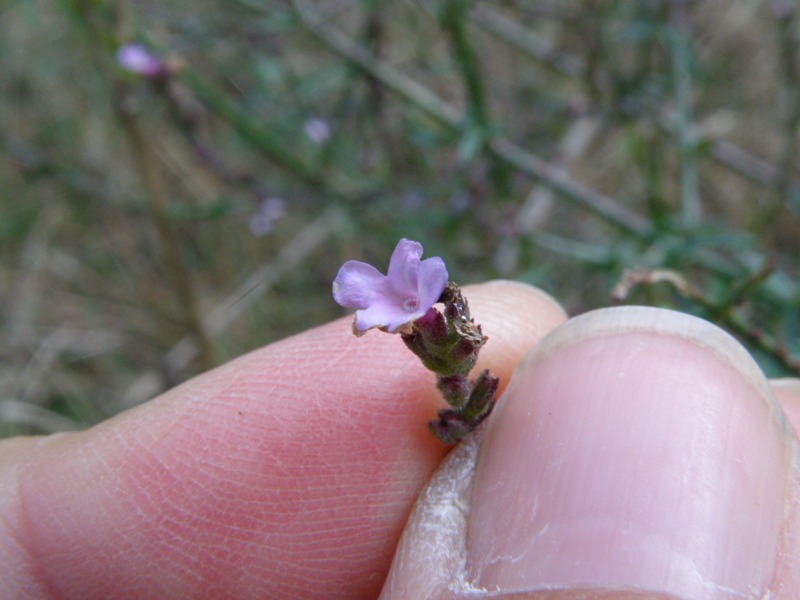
[3, 280, 565, 599]
[381, 306, 800, 600]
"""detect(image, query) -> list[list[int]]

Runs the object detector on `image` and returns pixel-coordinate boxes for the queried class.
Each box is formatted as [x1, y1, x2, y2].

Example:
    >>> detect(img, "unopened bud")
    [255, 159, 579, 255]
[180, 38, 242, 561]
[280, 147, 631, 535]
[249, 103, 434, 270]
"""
[436, 374, 470, 408]
[428, 410, 472, 445]
[462, 369, 499, 424]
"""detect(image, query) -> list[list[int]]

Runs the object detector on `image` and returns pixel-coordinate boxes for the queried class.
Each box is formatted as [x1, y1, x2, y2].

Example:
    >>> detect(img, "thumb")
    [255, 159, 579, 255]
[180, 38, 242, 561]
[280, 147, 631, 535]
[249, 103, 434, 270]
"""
[381, 307, 800, 599]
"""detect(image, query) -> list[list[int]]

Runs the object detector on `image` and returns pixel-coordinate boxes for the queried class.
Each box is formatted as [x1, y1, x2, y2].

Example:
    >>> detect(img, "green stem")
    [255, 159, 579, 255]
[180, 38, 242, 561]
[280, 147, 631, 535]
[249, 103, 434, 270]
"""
[291, 0, 651, 237]
[440, 0, 489, 135]
[668, 0, 701, 227]
[118, 110, 217, 372]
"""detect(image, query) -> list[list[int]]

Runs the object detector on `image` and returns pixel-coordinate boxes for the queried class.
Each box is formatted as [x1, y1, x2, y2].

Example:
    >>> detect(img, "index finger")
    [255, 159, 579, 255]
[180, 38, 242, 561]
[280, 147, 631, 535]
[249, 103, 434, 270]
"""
[0, 280, 566, 599]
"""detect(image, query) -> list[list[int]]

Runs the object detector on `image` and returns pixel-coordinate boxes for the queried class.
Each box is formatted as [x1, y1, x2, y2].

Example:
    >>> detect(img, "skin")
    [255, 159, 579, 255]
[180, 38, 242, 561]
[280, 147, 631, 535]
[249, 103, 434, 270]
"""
[0, 281, 798, 599]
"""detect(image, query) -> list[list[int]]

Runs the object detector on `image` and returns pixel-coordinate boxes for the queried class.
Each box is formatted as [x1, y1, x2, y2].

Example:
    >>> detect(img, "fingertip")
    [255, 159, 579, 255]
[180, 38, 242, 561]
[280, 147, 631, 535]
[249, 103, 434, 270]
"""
[462, 280, 568, 389]
[463, 280, 567, 329]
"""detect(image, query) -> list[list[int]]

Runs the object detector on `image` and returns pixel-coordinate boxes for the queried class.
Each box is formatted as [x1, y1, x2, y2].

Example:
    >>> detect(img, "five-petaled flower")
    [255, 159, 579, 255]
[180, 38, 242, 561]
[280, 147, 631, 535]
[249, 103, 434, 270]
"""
[332, 238, 448, 334]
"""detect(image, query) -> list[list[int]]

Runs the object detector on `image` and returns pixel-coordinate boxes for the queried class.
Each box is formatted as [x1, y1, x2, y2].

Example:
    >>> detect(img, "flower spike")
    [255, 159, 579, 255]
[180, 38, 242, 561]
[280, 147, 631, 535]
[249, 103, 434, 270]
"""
[333, 239, 499, 444]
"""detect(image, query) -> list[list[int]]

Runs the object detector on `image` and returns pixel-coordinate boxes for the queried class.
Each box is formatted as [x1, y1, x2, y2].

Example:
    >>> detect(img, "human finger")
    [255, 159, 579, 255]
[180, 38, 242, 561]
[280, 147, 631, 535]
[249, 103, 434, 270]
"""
[381, 306, 800, 599]
[0, 280, 566, 599]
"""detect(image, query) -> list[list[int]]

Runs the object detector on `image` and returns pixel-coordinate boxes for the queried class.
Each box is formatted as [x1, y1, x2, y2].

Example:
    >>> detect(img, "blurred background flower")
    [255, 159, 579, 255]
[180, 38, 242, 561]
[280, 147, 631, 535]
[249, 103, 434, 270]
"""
[303, 117, 331, 145]
[249, 196, 287, 237]
[116, 43, 163, 78]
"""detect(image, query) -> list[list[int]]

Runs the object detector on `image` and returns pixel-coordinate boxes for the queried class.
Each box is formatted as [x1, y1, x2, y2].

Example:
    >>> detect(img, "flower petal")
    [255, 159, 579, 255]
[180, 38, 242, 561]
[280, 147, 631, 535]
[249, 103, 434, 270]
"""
[354, 302, 419, 332]
[417, 257, 449, 308]
[332, 261, 389, 309]
[387, 238, 423, 295]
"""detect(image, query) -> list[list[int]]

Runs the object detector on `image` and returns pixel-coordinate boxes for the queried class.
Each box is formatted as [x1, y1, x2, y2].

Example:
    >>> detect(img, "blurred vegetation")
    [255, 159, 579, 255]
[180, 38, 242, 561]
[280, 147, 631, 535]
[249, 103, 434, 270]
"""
[2, 0, 799, 436]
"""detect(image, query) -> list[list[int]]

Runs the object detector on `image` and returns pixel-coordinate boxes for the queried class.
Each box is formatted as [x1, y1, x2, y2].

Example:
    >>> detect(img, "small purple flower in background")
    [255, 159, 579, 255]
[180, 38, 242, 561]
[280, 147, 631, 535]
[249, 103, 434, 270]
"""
[448, 190, 470, 214]
[333, 238, 448, 334]
[116, 43, 164, 78]
[303, 117, 331, 144]
[401, 190, 425, 211]
[249, 197, 287, 237]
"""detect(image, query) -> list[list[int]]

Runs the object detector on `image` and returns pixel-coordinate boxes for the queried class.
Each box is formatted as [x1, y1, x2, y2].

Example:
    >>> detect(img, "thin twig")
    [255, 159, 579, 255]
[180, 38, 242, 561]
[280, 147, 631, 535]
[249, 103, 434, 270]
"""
[182, 72, 334, 193]
[471, 5, 585, 78]
[515, 116, 602, 232]
[488, 137, 650, 235]
[439, 0, 491, 137]
[669, 0, 702, 227]
[292, 0, 651, 237]
[0, 399, 79, 433]
[610, 268, 700, 304]
[118, 109, 217, 371]
[774, 4, 800, 202]
[611, 264, 800, 376]
[71, 0, 217, 372]
[121, 207, 344, 406]
[473, 3, 800, 194]
[294, 0, 462, 126]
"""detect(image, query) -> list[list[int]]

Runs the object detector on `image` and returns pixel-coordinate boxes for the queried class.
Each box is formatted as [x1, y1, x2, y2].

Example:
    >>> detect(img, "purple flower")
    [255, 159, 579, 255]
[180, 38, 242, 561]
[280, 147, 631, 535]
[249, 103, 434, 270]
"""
[116, 44, 163, 78]
[303, 117, 331, 144]
[333, 239, 448, 334]
[249, 196, 287, 236]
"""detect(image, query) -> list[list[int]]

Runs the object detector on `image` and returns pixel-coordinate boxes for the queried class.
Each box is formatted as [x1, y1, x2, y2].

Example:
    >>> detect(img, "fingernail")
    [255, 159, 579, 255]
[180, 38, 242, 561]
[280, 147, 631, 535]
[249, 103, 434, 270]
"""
[772, 378, 800, 437]
[466, 307, 790, 598]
